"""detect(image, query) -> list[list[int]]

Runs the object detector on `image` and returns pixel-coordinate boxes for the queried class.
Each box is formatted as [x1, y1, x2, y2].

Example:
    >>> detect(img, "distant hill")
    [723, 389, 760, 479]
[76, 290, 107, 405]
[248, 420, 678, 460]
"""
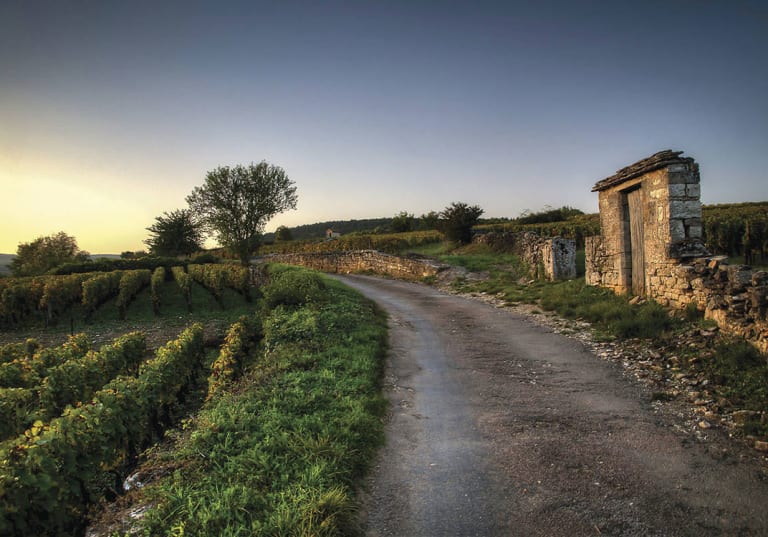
[0, 254, 13, 275]
[274, 218, 394, 241]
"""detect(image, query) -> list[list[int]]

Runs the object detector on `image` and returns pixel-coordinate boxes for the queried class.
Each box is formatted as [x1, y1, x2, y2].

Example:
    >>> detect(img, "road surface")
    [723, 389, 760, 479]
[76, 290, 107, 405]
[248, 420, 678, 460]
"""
[336, 275, 768, 537]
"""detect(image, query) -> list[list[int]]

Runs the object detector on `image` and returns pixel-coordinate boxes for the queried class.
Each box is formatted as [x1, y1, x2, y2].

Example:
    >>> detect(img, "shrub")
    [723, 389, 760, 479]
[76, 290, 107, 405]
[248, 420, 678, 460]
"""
[263, 267, 326, 308]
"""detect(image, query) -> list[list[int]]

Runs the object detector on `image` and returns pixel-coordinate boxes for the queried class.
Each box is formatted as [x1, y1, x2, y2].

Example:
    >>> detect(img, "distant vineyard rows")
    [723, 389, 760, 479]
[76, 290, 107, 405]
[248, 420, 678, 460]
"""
[0, 264, 252, 327]
[477, 203, 768, 261]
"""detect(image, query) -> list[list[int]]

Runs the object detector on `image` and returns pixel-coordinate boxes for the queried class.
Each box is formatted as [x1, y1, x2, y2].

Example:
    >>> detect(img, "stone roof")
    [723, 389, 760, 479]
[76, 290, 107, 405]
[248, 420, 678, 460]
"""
[592, 150, 694, 192]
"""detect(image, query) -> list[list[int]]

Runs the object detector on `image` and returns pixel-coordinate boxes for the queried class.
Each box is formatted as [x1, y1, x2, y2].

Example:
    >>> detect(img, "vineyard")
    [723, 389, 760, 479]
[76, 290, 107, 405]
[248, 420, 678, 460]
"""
[701, 202, 768, 262]
[475, 213, 601, 248]
[0, 264, 386, 536]
[0, 263, 252, 329]
[475, 202, 768, 262]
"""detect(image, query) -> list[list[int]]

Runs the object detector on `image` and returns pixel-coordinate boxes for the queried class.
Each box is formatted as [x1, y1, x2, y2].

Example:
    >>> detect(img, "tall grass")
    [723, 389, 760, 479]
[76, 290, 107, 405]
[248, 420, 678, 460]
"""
[538, 279, 678, 339]
[703, 340, 768, 411]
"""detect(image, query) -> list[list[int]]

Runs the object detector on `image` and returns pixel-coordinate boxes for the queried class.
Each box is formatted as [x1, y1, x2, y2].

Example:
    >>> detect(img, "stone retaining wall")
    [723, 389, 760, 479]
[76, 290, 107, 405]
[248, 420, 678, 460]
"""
[655, 257, 768, 353]
[260, 250, 445, 281]
[473, 231, 576, 280]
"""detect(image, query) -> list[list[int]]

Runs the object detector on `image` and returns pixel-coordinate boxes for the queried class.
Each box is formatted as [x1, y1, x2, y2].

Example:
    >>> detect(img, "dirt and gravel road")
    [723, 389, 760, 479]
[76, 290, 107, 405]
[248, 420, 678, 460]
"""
[336, 274, 768, 537]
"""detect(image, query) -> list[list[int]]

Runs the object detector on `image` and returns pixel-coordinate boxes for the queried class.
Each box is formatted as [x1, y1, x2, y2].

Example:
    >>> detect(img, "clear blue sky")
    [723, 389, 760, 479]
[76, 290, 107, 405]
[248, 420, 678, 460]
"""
[1, 0, 766, 253]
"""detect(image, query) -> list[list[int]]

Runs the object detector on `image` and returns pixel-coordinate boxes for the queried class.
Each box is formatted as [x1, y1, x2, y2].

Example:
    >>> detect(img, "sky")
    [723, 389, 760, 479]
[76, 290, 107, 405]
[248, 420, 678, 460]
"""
[1, 0, 766, 254]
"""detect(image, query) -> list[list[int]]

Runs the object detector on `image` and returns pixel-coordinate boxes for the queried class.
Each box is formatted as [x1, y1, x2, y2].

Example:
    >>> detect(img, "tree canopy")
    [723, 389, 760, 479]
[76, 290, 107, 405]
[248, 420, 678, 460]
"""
[275, 226, 293, 242]
[144, 209, 204, 257]
[11, 231, 90, 276]
[187, 161, 297, 265]
[390, 211, 415, 233]
[439, 202, 484, 244]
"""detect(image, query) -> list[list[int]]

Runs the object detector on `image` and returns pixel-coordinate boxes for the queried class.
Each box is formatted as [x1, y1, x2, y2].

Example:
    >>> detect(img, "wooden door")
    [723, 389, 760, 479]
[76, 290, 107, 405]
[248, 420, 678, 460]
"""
[627, 188, 646, 296]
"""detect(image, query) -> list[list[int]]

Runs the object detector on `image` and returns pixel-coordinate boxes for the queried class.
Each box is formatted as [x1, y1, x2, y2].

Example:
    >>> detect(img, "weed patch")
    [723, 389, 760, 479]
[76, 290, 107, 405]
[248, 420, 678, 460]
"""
[703, 340, 768, 411]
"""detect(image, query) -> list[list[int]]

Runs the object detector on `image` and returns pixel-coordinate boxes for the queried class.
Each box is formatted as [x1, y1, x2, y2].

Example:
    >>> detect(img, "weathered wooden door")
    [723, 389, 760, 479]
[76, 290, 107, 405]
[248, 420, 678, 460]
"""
[627, 188, 646, 296]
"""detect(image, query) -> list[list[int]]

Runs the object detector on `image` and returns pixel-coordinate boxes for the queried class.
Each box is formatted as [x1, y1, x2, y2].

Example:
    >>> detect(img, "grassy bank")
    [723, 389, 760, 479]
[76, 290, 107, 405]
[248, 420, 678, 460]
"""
[116, 267, 388, 536]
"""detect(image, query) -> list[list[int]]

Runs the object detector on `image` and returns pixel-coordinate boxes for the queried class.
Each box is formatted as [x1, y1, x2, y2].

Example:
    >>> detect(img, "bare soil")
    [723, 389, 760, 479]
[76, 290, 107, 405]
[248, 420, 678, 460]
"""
[338, 275, 768, 537]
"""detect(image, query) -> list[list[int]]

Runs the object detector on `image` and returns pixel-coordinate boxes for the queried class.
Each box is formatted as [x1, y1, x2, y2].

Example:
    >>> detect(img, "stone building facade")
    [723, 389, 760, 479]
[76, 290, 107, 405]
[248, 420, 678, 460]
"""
[585, 150, 708, 297]
[586, 150, 767, 352]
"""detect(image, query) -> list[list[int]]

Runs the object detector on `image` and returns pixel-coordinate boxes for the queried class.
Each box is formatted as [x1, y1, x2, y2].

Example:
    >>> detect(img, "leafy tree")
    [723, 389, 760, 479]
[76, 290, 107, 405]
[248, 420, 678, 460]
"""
[144, 209, 203, 257]
[11, 232, 90, 276]
[275, 225, 293, 241]
[438, 202, 484, 244]
[515, 205, 585, 225]
[120, 250, 148, 259]
[390, 211, 415, 233]
[418, 211, 440, 231]
[187, 161, 298, 265]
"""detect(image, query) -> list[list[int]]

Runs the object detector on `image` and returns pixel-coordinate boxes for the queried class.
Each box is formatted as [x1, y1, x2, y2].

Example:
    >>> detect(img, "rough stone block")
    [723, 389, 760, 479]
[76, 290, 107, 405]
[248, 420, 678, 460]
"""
[668, 184, 687, 198]
[727, 265, 753, 288]
[667, 171, 688, 184]
[669, 219, 685, 241]
[670, 200, 702, 220]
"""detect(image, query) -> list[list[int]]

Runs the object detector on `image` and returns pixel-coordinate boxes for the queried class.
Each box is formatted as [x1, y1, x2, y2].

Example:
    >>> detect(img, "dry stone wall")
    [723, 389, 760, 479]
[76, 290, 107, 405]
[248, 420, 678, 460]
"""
[260, 250, 445, 281]
[473, 231, 576, 280]
[658, 257, 768, 353]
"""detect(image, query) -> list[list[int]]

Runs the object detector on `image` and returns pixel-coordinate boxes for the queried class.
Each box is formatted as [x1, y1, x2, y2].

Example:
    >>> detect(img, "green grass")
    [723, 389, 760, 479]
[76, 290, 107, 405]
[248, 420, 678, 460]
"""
[537, 279, 679, 340]
[132, 268, 388, 536]
[438, 243, 528, 275]
[702, 340, 768, 423]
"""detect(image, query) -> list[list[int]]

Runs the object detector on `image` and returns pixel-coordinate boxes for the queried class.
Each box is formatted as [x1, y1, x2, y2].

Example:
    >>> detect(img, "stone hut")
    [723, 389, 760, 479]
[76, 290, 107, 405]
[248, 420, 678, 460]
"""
[585, 150, 708, 298]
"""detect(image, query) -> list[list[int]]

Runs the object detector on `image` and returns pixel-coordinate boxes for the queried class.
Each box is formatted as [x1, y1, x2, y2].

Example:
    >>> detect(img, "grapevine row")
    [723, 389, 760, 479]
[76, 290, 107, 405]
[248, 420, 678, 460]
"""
[171, 265, 192, 311]
[82, 271, 122, 316]
[188, 263, 252, 302]
[150, 266, 165, 314]
[0, 334, 90, 389]
[207, 314, 262, 399]
[116, 269, 151, 319]
[0, 324, 205, 537]
[0, 333, 144, 441]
